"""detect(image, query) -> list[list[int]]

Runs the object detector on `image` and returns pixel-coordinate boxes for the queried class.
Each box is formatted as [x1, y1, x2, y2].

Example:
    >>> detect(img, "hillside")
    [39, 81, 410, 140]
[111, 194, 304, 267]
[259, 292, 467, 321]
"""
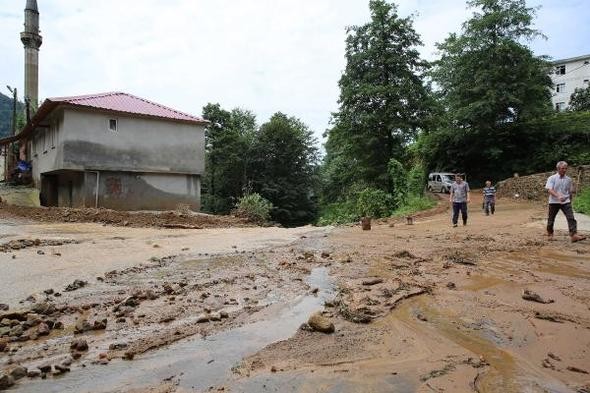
[0, 92, 25, 138]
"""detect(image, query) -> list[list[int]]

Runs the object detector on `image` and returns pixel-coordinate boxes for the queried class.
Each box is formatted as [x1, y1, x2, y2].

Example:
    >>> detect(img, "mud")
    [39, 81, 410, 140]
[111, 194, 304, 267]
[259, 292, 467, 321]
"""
[1, 194, 589, 392]
[0, 202, 250, 229]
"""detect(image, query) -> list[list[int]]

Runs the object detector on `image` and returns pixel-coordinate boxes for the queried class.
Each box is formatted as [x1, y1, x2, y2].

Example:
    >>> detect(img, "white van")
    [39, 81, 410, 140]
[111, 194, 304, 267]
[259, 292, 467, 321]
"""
[427, 172, 456, 193]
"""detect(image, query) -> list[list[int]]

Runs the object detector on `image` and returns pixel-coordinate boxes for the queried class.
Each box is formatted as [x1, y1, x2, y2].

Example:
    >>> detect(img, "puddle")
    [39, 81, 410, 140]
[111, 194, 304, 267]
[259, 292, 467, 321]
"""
[17, 267, 335, 393]
[394, 297, 575, 393]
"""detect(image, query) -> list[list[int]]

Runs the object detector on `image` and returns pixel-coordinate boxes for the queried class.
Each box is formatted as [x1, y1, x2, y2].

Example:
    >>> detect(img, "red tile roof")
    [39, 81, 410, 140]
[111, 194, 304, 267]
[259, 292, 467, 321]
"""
[47, 92, 207, 124]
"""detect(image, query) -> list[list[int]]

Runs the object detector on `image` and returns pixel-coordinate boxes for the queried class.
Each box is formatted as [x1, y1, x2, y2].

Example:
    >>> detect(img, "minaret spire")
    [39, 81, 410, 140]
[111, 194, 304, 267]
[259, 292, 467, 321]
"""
[21, 0, 42, 110]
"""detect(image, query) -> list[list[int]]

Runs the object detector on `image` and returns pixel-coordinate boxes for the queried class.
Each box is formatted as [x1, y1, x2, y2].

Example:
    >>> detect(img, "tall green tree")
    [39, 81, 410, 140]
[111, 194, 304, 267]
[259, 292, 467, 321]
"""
[322, 0, 431, 201]
[202, 103, 257, 213]
[431, 0, 552, 130]
[250, 113, 319, 226]
[569, 86, 590, 112]
[420, 0, 554, 182]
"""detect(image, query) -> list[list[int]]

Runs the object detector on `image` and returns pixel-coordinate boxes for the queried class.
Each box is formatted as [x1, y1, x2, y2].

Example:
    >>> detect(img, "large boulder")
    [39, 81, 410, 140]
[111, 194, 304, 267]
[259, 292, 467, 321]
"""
[307, 312, 335, 334]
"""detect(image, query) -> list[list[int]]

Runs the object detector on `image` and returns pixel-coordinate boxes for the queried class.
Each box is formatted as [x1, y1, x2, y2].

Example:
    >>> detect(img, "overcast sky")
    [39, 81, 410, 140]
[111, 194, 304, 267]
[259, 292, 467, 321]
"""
[1, 0, 588, 144]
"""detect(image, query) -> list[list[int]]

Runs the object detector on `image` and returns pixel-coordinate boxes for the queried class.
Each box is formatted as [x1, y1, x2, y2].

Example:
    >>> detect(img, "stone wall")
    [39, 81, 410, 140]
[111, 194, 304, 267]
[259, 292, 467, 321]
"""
[497, 165, 590, 201]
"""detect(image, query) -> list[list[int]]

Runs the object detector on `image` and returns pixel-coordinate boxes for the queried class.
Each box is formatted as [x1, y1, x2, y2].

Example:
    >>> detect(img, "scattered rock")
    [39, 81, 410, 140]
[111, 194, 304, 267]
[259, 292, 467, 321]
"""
[0, 373, 15, 390]
[270, 366, 277, 373]
[567, 366, 589, 374]
[64, 279, 88, 292]
[308, 312, 335, 334]
[70, 338, 89, 352]
[74, 319, 92, 334]
[196, 313, 209, 323]
[446, 282, 456, 289]
[108, 342, 128, 350]
[43, 289, 54, 295]
[0, 304, 9, 311]
[37, 322, 50, 336]
[27, 369, 41, 378]
[219, 311, 229, 319]
[0, 339, 7, 352]
[8, 365, 27, 380]
[548, 352, 561, 362]
[31, 302, 56, 315]
[123, 351, 135, 360]
[362, 278, 384, 286]
[534, 311, 562, 323]
[522, 289, 554, 304]
[61, 357, 73, 367]
[416, 313, 428, 322]
[36, 250, 45, 255]
[53, 364, 70, 374]
[37, 363, 52, 373]
[209, 312, 222, 322]
[92, 319, 107, 330]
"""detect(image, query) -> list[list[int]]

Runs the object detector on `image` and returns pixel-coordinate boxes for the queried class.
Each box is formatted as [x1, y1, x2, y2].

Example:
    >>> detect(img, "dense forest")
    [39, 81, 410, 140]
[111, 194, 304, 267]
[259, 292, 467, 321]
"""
[201, 0, 590, 227]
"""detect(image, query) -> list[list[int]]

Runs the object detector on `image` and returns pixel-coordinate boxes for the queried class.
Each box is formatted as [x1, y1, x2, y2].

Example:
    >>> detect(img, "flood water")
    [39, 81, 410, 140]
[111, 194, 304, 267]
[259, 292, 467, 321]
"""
[18, 267, 335, 393]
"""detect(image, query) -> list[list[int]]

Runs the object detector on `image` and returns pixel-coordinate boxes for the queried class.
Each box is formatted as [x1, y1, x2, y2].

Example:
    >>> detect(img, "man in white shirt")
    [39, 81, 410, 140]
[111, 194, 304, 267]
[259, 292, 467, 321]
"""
[545, 161, 586, 242]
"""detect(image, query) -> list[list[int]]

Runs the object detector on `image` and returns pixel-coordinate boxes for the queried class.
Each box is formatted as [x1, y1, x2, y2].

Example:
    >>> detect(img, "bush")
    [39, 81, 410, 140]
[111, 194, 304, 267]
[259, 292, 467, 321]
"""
[317, 200, 359, 225]
[391, 195, 436, 217]
[234, 193, 273, 223]
[573, 187, 590, 215]
[407, 163, 426, 196]
[356, 188, 393, 218]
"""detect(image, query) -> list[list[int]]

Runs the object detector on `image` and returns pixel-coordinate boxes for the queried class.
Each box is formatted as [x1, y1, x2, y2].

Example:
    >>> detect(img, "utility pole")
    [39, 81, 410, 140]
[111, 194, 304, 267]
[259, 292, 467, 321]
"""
[7, 86, 17, 136]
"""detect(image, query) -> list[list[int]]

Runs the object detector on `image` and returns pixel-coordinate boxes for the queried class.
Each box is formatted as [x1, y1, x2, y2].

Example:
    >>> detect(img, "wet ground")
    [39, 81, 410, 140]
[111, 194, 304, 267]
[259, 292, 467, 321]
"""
[1, 195, 589, 392]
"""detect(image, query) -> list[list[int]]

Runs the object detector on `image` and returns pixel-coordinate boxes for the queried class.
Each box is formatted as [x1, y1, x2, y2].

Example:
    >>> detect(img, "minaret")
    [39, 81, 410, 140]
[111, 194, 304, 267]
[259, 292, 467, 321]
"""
[20, 0, 42, 110]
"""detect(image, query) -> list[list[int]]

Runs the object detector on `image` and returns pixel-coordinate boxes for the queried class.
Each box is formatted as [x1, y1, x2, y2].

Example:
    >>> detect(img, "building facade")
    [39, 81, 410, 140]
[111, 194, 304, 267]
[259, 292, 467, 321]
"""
[551, 54, 590, 111]
[22, 92, 207, 210]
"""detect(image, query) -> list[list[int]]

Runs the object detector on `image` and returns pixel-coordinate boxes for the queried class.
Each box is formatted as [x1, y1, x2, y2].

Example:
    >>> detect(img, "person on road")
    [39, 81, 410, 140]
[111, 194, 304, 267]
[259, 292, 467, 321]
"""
[545, 161, 586, 242]
[450, 174, 470, 227]
[483, 180, 496, 216]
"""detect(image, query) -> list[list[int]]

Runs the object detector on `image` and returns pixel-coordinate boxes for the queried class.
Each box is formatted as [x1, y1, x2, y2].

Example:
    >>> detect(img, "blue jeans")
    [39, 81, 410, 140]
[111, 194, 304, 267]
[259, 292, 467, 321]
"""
[452, 202, 468, 225]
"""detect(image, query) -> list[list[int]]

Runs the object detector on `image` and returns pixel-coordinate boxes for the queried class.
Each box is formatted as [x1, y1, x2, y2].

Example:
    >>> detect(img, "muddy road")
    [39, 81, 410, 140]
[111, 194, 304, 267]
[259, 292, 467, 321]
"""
[0, 195, 589, 392]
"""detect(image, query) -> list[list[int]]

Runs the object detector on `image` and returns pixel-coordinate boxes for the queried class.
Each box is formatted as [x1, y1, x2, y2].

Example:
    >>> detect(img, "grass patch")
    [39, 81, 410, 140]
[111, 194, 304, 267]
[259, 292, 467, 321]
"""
[573, 187, 590, 215]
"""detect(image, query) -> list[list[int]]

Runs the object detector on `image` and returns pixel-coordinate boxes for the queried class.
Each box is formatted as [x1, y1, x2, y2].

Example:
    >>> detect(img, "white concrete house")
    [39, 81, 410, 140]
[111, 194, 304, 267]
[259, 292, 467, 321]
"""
[551, 54, 590, 111]
[16, 92, 207, 210]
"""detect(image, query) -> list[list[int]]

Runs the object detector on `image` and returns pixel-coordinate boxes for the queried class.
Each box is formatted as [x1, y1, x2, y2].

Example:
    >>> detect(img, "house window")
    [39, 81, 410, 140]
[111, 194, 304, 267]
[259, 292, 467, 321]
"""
[555, 102, 566, 112]
[555, 65, 566, 75]
[109, 119, 118, 132]
[555, 83, 565, 93]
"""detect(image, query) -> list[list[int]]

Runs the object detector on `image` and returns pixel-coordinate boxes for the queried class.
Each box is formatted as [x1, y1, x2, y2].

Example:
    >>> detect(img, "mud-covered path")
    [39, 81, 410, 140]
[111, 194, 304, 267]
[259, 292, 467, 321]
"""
[1, 195, 589, 392]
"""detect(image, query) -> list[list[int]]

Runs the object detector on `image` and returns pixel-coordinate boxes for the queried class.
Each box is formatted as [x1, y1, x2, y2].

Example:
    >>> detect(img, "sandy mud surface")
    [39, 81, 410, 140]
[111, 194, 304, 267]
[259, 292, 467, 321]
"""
[0, 194, 589, 392]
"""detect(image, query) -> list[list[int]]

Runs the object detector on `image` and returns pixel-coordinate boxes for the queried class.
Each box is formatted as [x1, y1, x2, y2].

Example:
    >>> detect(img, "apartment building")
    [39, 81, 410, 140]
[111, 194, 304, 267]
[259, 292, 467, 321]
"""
[551, 54, 590, 111]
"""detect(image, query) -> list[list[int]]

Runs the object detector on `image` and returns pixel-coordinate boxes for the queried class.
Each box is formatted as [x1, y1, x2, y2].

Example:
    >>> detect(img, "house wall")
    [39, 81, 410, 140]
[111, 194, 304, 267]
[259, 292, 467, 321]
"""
[551, 55, 590, 110]
[84, 171, 200, 211]
[30, 109, 65, 186]
[59, 108, 205, 174]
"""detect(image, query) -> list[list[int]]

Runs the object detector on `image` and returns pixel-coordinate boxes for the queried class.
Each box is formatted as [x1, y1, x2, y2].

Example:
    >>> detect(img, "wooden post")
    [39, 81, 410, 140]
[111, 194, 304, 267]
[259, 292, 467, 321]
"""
[361, 217, 371, 230]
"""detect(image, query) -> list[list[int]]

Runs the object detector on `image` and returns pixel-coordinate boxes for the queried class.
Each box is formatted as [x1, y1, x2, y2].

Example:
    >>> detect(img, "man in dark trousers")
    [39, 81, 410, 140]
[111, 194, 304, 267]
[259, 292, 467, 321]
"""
[545, 161, 586, 242]
[450, 174, 470, 227]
